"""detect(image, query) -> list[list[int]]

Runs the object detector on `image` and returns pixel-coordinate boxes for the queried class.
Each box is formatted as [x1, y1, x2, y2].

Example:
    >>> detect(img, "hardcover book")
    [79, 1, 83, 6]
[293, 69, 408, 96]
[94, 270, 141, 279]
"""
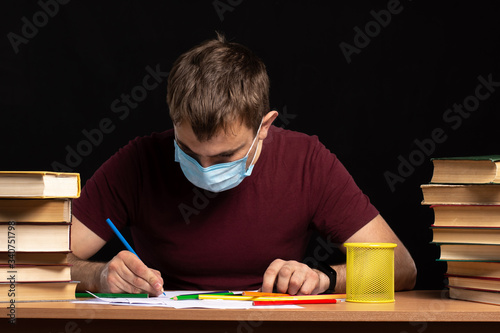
[421, 184, 500, 205]
[446, 261, 500, 279]
[431, 226, 500, 245]
[431, 205, 500, 227]
[0, 281, 77, 302]
[0, 264, 71, 282]
[0, 223, 70, 252]
[431, 155, 500, 184]
[0, 171, 80, 198]
[0, 198, 71, 222]
[435, 243, 500, 261]
[449, 286, 500, 306]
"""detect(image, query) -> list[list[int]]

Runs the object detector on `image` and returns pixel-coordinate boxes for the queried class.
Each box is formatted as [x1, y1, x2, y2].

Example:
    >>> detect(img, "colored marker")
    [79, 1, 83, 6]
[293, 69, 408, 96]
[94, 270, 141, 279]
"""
[253, 299, 337, 306]
[172, 291, 234, 300]
[242, 291, 290, 297]
[198, 294, 344, 301]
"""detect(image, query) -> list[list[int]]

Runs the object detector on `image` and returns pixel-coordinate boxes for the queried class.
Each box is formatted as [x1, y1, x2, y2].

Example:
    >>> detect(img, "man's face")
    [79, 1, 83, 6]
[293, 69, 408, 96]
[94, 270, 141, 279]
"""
[174, 121, 259, 169]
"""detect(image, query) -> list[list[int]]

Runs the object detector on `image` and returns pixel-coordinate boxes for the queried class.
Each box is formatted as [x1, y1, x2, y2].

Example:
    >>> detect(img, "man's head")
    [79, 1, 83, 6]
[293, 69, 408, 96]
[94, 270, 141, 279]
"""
[167, 33, 270, 142]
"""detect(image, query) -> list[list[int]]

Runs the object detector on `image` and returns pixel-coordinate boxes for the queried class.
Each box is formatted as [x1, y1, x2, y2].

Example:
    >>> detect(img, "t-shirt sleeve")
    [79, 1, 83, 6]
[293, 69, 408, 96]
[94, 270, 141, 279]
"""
[308, 137, 379, 243]
[72, 139, 143, 241]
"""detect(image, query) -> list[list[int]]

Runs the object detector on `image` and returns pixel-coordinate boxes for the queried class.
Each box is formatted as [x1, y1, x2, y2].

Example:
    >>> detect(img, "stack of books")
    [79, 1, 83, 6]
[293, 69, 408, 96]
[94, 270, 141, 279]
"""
[421, 156, 500, 306]
[0, 171, 80, 302]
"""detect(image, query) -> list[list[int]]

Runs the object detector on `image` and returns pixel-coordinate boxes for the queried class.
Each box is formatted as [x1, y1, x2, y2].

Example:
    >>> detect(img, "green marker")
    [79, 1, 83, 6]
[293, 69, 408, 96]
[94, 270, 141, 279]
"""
[172, 291, 234, 300]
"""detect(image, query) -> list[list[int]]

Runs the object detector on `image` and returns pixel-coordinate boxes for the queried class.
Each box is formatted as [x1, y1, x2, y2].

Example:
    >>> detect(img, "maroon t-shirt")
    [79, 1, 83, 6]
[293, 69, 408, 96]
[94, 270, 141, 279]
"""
[73, 126, 378, 290]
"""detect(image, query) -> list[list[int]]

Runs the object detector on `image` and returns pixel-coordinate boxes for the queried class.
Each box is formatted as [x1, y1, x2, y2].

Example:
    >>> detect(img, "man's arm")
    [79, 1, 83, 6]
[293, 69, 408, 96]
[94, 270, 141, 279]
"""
[70, 215, 164, 295]
[261, 214, 416, 294]
[341, 214, 417, 291]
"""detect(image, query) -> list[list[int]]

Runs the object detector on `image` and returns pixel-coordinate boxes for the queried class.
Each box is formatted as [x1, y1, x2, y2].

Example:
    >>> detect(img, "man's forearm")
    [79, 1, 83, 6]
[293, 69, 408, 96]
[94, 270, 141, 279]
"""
[331, 251, 416, 294]
[394, 246, 417, 291]
[68, 253, 105, 292]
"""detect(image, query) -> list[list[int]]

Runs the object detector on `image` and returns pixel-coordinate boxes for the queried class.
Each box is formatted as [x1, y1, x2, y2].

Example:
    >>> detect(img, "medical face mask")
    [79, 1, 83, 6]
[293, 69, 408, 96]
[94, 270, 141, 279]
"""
[174, 122, 262, 192]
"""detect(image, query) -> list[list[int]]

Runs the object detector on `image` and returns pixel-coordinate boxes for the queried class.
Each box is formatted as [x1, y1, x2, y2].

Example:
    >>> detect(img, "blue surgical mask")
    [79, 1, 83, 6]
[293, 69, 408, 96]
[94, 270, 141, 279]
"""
[174, 122, 262, 192]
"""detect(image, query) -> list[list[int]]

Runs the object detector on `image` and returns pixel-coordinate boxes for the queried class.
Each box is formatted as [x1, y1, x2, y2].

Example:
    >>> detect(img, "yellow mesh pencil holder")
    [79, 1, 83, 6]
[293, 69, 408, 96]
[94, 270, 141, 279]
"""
[344, 243, 397, 303]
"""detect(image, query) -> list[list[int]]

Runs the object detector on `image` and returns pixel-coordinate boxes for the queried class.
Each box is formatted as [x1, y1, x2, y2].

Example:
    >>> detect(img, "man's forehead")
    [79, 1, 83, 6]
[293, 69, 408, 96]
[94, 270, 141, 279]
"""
[174, 121, 253, 156]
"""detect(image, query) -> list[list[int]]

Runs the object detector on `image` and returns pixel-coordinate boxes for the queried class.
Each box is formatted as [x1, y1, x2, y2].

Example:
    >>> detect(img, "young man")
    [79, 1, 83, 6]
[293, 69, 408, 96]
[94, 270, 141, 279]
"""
[69, 34, 416, 296]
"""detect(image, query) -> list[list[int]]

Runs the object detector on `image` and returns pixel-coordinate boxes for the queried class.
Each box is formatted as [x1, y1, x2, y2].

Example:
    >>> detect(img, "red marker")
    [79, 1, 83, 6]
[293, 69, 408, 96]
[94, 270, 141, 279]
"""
[253, 299, 338, 306]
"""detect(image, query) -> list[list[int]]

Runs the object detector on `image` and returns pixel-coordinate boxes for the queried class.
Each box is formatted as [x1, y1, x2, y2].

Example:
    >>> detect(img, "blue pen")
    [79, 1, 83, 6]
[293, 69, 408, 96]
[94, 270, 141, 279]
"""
[106, 218, 140, 258]
[105, 218, 165, 295]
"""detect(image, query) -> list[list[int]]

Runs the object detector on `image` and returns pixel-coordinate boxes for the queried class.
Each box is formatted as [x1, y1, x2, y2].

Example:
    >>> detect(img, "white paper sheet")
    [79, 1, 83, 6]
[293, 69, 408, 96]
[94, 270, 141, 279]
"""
[73, 291, 302, 309]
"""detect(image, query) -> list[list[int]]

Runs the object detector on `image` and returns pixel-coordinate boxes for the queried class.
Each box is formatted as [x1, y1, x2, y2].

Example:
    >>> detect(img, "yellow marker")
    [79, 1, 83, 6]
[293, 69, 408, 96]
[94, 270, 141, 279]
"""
[198, 294, 346, 301]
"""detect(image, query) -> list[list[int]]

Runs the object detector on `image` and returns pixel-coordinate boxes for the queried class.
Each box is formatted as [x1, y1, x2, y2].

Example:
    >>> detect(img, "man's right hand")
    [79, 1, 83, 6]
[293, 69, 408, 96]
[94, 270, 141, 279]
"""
[99, 250, 164, 296]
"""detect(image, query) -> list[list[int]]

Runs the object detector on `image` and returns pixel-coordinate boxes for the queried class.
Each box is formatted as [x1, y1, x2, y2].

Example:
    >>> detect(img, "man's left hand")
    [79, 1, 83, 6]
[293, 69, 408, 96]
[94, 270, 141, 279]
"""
[261, 259, 330, 295]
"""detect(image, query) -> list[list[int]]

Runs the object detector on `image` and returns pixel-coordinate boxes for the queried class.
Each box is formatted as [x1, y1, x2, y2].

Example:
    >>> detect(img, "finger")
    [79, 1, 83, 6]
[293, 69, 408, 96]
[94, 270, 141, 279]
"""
[261, 259, 285, 293]
[274, 263, 294, 294]
[116, 251, 164, 295]
[296, 269, 321, 295]
[124, 257, 164, 295]
[276, 261, 313, 295]
[151, 269, 164, 286]
[151, 269, 165, 294]
[286, 267, 308, 295]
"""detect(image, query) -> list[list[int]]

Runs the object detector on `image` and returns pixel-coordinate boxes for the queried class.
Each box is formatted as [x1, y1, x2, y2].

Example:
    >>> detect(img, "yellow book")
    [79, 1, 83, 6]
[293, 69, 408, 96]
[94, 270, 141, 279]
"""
[0, 171, 80, 198]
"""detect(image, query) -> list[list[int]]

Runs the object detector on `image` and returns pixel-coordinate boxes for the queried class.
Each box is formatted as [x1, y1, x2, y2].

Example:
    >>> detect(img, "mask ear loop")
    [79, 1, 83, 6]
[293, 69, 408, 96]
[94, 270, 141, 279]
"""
[246, 120, 263, 168]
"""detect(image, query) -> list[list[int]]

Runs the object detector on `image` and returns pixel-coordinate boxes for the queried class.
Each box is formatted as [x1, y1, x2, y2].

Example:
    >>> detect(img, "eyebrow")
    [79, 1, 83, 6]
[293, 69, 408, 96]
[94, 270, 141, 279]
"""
[176, 138, 247, 158]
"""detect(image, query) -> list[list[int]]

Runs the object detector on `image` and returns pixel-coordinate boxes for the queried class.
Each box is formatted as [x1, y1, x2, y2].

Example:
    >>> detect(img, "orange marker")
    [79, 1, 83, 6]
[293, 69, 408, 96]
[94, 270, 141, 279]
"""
[242, 291, 290, 297]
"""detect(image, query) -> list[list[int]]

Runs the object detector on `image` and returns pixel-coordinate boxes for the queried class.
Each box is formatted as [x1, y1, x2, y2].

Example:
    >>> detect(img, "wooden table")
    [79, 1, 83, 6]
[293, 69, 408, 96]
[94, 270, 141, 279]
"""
[3, 290, 500, 332]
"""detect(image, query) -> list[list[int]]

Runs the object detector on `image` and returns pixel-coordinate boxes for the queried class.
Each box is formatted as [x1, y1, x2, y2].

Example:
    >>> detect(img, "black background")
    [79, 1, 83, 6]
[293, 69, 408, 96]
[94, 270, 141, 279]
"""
[1, 0, 500, 290]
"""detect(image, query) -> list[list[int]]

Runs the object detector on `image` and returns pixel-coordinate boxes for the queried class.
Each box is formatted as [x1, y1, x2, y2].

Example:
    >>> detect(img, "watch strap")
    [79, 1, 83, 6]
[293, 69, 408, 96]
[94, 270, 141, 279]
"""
[305, 260, 337, 293]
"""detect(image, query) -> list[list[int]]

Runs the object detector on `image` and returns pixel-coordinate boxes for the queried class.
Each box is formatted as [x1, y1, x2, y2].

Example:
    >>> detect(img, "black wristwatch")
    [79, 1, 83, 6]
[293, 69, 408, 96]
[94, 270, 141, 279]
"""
[313, 261, 337, 294]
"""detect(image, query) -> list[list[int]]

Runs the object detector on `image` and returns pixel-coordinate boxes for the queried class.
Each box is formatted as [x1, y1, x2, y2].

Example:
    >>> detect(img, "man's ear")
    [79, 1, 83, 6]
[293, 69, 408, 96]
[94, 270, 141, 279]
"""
[258, 111, 279, 140]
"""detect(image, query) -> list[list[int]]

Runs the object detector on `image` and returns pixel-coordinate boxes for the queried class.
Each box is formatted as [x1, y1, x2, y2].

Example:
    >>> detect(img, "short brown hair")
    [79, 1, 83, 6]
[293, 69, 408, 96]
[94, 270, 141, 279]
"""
[167, 33, 270, 141]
